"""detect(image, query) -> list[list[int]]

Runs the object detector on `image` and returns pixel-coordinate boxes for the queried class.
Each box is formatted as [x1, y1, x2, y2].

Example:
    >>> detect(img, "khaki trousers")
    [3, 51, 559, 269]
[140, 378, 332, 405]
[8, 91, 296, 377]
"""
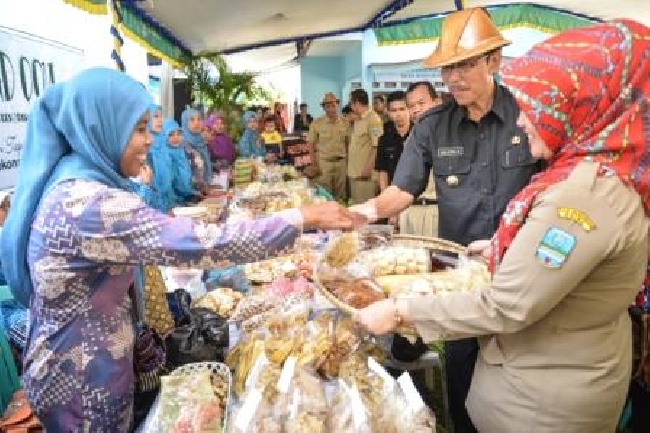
[349, 178, 378, 205]
[399, 205, 439, 237]
[317, 158, 347, 202]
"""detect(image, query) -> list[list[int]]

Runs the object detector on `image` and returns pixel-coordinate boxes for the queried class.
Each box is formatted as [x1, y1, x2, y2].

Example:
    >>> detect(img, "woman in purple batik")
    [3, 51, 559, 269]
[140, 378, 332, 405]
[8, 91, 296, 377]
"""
[204, 114, 236, 166]
[0, 68, 358, 432]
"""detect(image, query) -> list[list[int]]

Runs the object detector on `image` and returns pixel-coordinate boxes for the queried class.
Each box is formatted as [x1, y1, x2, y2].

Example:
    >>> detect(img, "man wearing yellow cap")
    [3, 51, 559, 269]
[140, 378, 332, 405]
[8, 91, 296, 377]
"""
[349, 8, 542, 432]
[307, 93, 349, 202]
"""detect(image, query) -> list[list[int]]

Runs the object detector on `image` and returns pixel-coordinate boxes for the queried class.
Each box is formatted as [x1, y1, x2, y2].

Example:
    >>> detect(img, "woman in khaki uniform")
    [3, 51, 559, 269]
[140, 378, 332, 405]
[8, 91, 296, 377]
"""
[354, 20, 650, 432]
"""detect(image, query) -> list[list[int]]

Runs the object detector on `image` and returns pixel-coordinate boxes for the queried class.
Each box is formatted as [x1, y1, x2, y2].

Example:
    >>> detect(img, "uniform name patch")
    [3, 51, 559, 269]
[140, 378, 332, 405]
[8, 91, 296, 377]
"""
[438, 146, 464, 157]
[557, 207, 596, 232]
[535, 227, 576, 268]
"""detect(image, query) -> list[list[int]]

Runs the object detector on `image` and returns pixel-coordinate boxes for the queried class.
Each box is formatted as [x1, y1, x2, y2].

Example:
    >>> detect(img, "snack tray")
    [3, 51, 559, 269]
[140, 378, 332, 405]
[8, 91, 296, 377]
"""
[314, 234, 470, 336]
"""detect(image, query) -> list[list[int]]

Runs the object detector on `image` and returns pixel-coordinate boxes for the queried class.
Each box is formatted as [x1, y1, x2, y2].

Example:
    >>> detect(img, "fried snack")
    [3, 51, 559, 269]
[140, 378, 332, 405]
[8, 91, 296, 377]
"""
[330, 381, 372, 433]
[284, 369, 328, 433]
[241, 310, 275, 334]
[257, 363, 283, 405]
[339, 354, 385, 412]
[230, 337, 266, 396]
[319, 317, 359, 379]
[358, 246, 430, 276]
[230, 295, 276, 322]
[330, 278, 385, 309]
[193, 288, 243, 319]
[323, 232, 360, 268]
[292, 312, 334, 368]
[264, 335, 295, 365]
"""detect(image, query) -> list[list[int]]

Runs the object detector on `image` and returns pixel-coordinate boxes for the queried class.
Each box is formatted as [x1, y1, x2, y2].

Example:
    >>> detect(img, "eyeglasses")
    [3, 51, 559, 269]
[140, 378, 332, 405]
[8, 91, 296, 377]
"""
[441, 54, 489, 75]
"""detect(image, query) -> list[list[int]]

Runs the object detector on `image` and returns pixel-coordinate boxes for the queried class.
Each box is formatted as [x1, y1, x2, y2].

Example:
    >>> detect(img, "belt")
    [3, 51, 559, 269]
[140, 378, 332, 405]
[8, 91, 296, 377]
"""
[322, 156, 345, 162]
[413, 198, 438, 206]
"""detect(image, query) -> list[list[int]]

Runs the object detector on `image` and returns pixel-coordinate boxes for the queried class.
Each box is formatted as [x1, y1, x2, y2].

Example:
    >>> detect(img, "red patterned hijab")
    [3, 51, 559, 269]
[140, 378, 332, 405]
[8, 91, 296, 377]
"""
[491, 19, 650, 272]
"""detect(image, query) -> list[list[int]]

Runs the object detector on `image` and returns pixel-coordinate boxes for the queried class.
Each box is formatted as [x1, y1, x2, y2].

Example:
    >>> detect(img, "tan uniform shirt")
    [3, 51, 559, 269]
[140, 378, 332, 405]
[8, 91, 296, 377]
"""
[347, 109, 383, 178]
[407, 162, 647, 432]
[307, 115, 348, 161]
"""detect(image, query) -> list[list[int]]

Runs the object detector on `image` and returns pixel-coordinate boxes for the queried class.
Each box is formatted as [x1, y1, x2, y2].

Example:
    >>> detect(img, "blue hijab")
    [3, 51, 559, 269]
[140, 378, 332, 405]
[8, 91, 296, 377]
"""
[164, 120, 196, 203]
[181, 108, 211, 184]
[0, 67, 152, 306]
[148, 120, 172, 201]
[239, 111, 264, 158]
[148, 104, 162, 151]
[148, 104, 162, 134]
[149, 119, 195, 208]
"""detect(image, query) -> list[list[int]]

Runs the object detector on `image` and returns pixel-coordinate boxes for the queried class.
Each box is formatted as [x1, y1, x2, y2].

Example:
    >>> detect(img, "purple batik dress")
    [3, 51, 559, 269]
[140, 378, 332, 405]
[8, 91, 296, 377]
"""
[24, 179, 301, 432]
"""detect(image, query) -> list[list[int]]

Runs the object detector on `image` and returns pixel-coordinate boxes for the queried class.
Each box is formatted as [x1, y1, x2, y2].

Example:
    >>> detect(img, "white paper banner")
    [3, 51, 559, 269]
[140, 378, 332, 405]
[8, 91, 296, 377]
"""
[0, 26, 84, 190]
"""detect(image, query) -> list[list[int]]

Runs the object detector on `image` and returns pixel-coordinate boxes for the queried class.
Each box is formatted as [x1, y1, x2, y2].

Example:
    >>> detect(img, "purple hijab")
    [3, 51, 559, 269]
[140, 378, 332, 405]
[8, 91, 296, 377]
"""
[205, 114, 236, 163]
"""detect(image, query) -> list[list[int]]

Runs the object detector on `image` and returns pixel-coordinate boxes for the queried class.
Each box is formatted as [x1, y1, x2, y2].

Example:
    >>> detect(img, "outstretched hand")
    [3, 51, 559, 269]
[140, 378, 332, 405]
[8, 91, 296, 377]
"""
[300, 202, 367, 231]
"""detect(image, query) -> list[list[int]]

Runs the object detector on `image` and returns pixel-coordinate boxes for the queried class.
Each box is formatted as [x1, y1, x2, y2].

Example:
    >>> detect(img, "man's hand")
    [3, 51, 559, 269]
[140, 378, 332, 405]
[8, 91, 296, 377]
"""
[300, 202, 366, 231]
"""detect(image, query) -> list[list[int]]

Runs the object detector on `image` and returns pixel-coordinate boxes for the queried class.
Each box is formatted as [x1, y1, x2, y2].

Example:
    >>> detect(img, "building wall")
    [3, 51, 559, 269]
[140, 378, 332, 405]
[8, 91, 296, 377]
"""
[299, 56, 343, 118]
[0, 0, 149, 85]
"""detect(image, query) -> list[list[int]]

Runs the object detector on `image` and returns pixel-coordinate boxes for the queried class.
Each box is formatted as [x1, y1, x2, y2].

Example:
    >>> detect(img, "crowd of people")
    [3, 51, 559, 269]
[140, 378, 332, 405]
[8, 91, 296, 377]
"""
[0, 5, 648, 433]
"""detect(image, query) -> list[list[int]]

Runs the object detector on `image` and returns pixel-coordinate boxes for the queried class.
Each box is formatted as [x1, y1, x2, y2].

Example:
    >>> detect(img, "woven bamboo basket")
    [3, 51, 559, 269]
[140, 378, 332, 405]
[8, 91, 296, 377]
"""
[314, 234, 473, 335]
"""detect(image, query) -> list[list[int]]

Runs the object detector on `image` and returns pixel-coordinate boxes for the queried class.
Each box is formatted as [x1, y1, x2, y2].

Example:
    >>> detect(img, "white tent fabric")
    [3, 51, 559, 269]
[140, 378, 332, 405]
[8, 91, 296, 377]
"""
[136, 0, 392, 54]
[135, 0, 648, 57]
[224, 43, 298, 74]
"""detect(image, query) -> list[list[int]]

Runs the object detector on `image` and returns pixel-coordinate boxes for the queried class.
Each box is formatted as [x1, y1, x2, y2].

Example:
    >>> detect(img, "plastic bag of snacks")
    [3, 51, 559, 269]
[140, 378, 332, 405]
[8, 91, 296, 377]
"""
[192, 287, 244, 319]
[158, 371, 222, 433]
[291, 310, 336, 370]
[227, 331, 266, 396]
[230, 354, 287, 433]
[385, 373, 436, 432]
[329, 379, 373, 433]
[322, 232, 361, 268]
[229, 294, 277, 323]
[262, 295, 310, 366]
[284, 364, 329, 433]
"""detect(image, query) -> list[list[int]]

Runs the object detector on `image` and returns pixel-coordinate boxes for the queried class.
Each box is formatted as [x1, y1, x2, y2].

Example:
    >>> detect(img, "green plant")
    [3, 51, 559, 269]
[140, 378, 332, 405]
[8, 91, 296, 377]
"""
[182, 54, 273, 143]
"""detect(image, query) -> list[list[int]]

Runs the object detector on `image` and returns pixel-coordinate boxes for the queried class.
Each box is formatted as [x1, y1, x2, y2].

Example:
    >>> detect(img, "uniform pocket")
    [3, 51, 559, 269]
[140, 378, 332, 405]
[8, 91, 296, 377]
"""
[431, 156, 471, 177]
[501, 144, 538, 169]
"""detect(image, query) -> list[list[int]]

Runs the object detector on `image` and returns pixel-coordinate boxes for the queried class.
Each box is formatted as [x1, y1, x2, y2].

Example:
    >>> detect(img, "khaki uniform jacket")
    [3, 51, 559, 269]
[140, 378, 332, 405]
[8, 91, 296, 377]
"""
[407, 162, 648, 432]
[347, 110, 383, 179]
[307, 115, 348, 160]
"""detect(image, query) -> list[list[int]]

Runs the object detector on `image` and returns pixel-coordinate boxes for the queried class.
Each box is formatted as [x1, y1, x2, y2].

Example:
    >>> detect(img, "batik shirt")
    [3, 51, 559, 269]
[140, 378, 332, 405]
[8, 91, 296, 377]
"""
[24, 179, 301, 432]
[183, 143, 207, 188]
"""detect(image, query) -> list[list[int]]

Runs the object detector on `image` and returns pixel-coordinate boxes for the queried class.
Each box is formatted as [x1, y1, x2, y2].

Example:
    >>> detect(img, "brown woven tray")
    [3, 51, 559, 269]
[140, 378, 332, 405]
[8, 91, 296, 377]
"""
[314, 234, 470, 336]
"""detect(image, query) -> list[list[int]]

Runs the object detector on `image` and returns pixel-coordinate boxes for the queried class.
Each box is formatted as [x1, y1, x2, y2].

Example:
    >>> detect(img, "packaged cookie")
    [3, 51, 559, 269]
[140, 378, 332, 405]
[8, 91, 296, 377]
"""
[229, 294, 277, 322]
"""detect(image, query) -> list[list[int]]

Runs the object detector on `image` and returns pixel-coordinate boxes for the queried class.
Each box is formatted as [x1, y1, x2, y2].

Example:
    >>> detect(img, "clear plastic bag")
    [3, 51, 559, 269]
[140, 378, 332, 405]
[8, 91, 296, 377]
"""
[229, 294, 277, 323]
[284, 366, 329, 433]
[393, 372, 437, 432]
[322, 231, 361, 268]
[157, 371, 223, 433]
[330, 379, 373, 433]
[291, 310, 335, 369]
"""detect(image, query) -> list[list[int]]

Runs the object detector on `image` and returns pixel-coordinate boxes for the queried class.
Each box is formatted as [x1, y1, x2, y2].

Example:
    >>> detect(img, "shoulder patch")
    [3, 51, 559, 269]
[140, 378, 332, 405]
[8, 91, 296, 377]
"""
[557, 207, 596, 232]
[535, 227, 576, 268]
